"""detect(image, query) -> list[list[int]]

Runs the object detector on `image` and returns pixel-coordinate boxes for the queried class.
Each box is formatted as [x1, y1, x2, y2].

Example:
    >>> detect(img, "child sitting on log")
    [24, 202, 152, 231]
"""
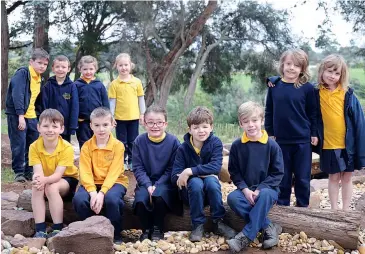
[227, 101, 284, 252]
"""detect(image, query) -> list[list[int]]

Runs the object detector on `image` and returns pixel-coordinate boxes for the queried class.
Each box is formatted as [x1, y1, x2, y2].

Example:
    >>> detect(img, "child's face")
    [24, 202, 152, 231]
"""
[116, 57, 132, 76]
[239, 112, 263, 139]
[144, 112, 167, 138]
[52, 60, 70, 79]
[189, 122, 213, 143]
[37, 119, 64, 142]
[29, 58, 49, 74]
[322, 66, 341, 88]
[90, 116, 114, 140]
[282, 55, 301, 82]
[80, 63, 96, 79]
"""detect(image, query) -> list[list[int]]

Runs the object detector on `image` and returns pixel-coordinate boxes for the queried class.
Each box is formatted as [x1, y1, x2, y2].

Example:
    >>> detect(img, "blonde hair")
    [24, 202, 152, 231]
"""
[78, 55, 98, 70]
[52, 55, 70, 67]
[238, 101, 264, 122]
[278, 49, 310, 88]
[113, 53, 135, 70]
[90, 107, 114, 123]
[317, 54, 349, 91]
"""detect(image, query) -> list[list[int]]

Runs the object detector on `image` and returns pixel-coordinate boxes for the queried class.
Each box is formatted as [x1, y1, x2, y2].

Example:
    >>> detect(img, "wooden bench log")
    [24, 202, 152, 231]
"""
[17, 189, 360, 249]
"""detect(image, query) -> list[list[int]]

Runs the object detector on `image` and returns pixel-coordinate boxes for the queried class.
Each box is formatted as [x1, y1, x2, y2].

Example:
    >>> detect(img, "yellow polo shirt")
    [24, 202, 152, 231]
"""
[241, 130, 269, 144]
[79, 134, 128, 194]
[24, 66, 41, 119]
[319, 84, 346, 149]
[108, 75, 144, 120]
[29, 136, 78, 179]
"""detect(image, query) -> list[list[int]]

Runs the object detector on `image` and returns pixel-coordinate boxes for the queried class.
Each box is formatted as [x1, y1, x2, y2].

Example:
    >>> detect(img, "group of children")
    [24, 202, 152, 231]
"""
[5, 47, 365, 252]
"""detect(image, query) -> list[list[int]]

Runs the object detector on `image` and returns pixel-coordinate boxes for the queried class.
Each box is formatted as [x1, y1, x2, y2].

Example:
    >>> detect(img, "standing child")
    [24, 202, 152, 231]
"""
[265, 49, 318, 207]
[5, 48, 49, 182]
[42, 55, 79, 142]
[74, 56, 109, 149]
[108, 53, 145, 170]
[172, 106, 236, 242]
[315, 54, 365, 210]
[72, 107, 128, 244]
[227, 101, 284, 252]
[132, 105, 181, 241]
[29, 109, 79, 238]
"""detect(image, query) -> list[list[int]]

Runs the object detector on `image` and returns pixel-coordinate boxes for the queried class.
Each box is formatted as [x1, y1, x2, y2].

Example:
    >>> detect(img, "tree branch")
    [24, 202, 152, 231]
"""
[179, 1, 185, 44]
[7, 0, 28, 14]
[9, 42, 32, 50]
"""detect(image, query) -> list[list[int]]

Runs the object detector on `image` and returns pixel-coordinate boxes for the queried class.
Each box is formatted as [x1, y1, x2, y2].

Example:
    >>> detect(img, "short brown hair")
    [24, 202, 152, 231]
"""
[39, 109, 64, 126]
[90, 107, 113, 123]
[238, 101, 264, 122]
[31, 48, 50, 61]
[78, 55, 98, 70]
[187, 106, 213, 127]
[145, 105, 167, 121]
[52, 55, 70, 67]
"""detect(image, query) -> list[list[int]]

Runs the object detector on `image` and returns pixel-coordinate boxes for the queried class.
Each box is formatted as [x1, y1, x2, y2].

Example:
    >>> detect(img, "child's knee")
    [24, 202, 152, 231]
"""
[45, 183, 59, 197]
[32, 186, 45, 197]
[341, 172, 352, 183]
[329, 173, 341, 182]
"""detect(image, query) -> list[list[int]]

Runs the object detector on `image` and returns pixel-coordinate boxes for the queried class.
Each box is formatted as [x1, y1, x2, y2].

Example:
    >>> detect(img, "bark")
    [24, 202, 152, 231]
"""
[18, 189, 360, 249]
[1, 1, 9, 109]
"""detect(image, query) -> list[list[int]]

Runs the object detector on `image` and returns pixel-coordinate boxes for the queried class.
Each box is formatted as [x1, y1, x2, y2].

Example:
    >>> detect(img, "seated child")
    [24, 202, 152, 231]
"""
[226, 101, 284, 252]
[132, 105, 182, 241]
[172, 106, 236, 242]
[72, 107, 128, 244]
[30, 109, 79, 238]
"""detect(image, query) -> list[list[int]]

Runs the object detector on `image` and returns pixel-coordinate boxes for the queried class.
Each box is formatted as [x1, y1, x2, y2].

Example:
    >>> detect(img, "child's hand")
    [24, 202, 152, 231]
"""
[268, 81, 275, 87]
[34, 176, 48, 191]
[92, 192, 105, 214]
[177, 168, 193, 189]
[147, 186, 156, 196]
[18, 115, 26, 130]
[269, 136, 276, 140]
[242, 188, 255, 206]
[252, 189, 260, 201]
[139, 114, 144, 126]
[311, 137, 318, 146]
[89, 191, 98, 211]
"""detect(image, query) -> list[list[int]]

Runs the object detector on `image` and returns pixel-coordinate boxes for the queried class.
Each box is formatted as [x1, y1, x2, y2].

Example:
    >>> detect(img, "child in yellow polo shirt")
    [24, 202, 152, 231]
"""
[29, 109, 79, 238]
[108, 53, 145, 171]
[72, 107, 128, 244]
[315, 55, 365, 210]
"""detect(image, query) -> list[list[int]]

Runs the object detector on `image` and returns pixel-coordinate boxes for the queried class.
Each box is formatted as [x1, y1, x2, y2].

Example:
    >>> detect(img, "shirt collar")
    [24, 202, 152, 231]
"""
[320, 83, 343, 93]
[241, 130, 268, 144]
[29, 65, 40, 79]
[90, 134, 116, 151]
[117, 75, 134, 84]
[190, 136, 201, 155]
[81, 76, 95, 84]
[36, 136, 64, 156]
[148, 132, 166, 143]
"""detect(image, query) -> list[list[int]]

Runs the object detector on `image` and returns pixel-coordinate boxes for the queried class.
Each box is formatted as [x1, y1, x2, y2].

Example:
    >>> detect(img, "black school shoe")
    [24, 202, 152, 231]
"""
[261, 222, 282, 249]
[14, 173, 27, 182]
[151, 226, 164, 241]
[189, 224, 204, 242]
[139, 228, 152, 241]
[226, 232, 251, 253]
[213, 219, 237, 239]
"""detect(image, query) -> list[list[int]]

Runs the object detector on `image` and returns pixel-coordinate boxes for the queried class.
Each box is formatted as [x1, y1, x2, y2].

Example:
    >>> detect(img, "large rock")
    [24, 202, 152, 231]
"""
[1, 200, 17, 210]
[1, 210, 35, 237]
[310, 179, 328, 192]
[1, 192, 19, 203]
[308, 192, 322, 209]
[10, 237, 46, 249]
[355, 193, 365, 213]
[47, 216, 114, 254]
[219, 156, 231, 183]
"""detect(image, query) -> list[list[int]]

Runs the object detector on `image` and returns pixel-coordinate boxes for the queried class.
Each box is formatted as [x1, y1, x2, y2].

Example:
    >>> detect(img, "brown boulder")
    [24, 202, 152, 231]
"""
[1, 200, 17, 210]
[47, 216, 114, 254]
[1, 210, 35, 237]
[219, 156, 231, 183]
[1, 192, 19, 203]
[10, 237, 46, 249]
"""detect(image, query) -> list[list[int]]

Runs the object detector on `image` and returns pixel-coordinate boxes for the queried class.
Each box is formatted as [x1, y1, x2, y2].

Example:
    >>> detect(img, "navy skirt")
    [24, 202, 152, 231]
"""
[320, 149, 353, 174]
[133, 184, 183, 216]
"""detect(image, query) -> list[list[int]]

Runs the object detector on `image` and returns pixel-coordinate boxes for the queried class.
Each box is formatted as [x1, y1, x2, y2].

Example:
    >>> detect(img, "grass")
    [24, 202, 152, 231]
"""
[231, 73, 252, 92]
[1, 167, 15, 183]
[350, 68, 365, 84]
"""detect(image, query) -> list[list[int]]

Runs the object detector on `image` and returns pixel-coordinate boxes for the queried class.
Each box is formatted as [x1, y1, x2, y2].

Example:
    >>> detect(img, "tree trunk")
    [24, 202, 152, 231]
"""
[17, 189, 360, 249]
[33, 1, 50, 80]
[1, 1, 9, 110]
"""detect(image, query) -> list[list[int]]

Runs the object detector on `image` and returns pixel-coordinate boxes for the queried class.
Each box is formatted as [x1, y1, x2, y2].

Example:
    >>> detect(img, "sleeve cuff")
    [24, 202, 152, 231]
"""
[191, 166, 199, 176]
[237, 182, 248, 190]
[100, 186, 109, 194]
[15, 110, 25, 115]
[86, 186, 97, 192]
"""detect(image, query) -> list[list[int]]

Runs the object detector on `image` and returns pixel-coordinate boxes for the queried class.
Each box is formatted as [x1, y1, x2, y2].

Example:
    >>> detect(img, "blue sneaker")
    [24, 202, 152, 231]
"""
[34, 231, 47, 238]
[47, 229, 61, 238]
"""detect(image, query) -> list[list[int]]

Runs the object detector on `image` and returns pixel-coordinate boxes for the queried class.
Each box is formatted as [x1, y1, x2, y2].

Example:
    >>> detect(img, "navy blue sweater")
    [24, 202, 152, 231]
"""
[171, 132, 223, 185]
[264, 76, 317, 144]
[74, 78, 109, 120]
[228, 137, 284, 192]
[5, 67, 44, 116]
[41, 76, 79, 135]
[132, 133, 180, 188]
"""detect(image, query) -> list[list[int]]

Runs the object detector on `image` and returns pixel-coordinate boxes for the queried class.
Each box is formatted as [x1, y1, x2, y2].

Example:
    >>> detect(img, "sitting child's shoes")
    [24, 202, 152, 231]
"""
[33, 231, 47, 238]
[226, 232, 251, 253]
[213, 219, 237, 239]
[113, 237, 123, 245]
[151, 226, 164, 241]
[139, 229, 152, 241]
[189, 224, 204, 242]
[262, 222, 282, 249]
[47, 230, 61, 238]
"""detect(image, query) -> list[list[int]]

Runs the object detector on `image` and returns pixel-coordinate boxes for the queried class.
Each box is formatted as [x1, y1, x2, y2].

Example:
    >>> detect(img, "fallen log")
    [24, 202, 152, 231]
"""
[17, 190, 360, 249]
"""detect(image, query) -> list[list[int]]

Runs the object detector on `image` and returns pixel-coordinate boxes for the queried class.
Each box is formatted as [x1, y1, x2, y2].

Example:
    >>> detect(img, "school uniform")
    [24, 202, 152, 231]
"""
[5, 66, 44, 177]
[41, 76, 79, 142]
[132, 133, 181, 230]
[29, 136, 79, 196]
[227, 131, 284, 241]
[264, 76, 317, 207]
[72, 134, 128, 240]
[108, 75, 144, 165]
[314, 85, 365, 173]
[74, 77, 109, 149]
[171, 132, 225, 227]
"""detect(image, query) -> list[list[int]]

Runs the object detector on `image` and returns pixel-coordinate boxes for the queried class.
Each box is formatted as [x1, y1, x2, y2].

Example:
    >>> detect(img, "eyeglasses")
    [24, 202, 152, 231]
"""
[145, 121, 165, 128]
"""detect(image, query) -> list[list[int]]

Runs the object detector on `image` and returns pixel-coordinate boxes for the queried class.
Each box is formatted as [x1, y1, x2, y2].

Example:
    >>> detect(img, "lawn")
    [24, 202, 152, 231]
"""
[350, 68, 365, 84]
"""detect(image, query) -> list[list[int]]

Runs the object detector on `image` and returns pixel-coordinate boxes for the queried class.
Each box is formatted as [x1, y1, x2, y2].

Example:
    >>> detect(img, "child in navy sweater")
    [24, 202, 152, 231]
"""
[172, 106, 236, 242]
[42, 55, 78, 142]
[74, 56, 109, 149]
[265, 49, 318, 207]
[227, 101, 284, 253]
[132, 105, 181, 241]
